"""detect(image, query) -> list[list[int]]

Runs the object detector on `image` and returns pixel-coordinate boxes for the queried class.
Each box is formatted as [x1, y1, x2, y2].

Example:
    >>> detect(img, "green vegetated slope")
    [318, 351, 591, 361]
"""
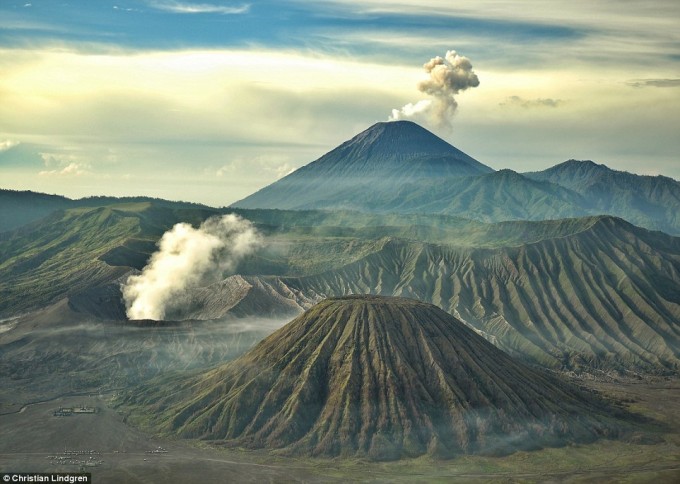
[0, 188, 215, 233]
[123, 296, 631, 460]
[0, 206, 139, 315]
[0, 201, 221, 315]
[334, 169, 589, 222]
[277, 217, 680, 373]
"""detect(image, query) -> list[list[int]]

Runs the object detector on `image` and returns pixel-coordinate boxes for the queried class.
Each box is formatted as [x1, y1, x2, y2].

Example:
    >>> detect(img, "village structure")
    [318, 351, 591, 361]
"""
[53, 405, 97, 417]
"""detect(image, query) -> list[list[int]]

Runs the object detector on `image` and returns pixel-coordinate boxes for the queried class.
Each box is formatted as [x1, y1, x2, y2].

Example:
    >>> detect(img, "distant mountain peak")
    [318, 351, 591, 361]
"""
[233, 121, 494, 211]
[488, 168, 523, 178]
[524, 159, 680, 234]
[312, 119, 488, 168]
[563, 159, 599, 165]
[554, 159, 608, 171]
[307, 121, 493, 172]
[351, 120, 450, 150]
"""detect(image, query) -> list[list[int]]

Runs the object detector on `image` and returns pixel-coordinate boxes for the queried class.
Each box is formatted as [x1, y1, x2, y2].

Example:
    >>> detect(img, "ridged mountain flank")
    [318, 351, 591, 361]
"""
[279, 216, 680, 372]
[526, 160, 680, 234]
[128, 296, 628, 460]
[232, 121, 494, 211]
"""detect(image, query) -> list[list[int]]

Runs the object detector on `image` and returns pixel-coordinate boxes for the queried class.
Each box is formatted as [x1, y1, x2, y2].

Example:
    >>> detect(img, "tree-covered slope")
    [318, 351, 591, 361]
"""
[0, 188, 215, 233]
[372, 169, 588, 221]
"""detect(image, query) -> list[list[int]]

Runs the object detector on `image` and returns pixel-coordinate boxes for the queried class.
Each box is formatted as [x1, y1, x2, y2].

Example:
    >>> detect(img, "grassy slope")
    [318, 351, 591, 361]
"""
[0, 202, 220, 315]
[0, 206, 141, 315]
[0, 190, 73, 232]
[0, 188, 218, 231]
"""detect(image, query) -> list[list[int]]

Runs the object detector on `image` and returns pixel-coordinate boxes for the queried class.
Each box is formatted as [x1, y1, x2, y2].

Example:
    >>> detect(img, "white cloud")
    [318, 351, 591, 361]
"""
[310, 1, 680, 72]
[113, 5, 138, 12]
[38, 162, 88, 177]
[0, 47, 408, 149]
[38, 152, 90, 177]
[500, 96, 564, 109]
[275, 162, 296, 179]
[147, 1, 250, 15]
[0, 140, 20, 152]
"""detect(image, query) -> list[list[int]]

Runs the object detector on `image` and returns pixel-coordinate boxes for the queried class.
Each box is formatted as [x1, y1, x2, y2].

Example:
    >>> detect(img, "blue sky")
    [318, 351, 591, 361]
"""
[1, 0, 679, 205]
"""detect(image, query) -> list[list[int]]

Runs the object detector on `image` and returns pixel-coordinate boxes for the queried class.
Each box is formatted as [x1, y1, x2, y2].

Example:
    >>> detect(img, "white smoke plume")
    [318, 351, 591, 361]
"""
[122, 214, 261, 320]
[390, 50, 480, 129]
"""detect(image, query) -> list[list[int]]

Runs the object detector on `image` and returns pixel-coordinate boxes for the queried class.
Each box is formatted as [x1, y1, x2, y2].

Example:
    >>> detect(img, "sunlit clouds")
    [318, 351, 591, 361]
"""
[0, 0, 678, 204]
[146, 1, 250, 15]
[0, 140, 20, 152]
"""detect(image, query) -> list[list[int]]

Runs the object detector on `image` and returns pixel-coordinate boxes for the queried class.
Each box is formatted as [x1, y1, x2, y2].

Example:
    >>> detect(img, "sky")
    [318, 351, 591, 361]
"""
[0, 0, 679, 206]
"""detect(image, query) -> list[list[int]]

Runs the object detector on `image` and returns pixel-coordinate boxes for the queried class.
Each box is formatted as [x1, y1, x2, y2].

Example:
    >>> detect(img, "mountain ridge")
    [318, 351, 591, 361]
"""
[232, 122, 680, 234]
[525, 160, 680, 234]
[53, 209, 680, 374]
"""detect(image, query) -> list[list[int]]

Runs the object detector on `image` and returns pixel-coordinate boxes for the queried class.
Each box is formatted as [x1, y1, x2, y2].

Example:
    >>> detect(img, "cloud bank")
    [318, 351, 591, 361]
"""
[500, 96, 564, 108]
[122, 214, 261, 320]
[390, 50, 479, 129]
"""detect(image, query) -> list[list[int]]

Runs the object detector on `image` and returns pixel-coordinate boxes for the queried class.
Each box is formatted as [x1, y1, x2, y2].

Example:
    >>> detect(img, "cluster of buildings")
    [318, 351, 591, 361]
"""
[46, 450, 103, 468]
[52, 405, 96, 417]
[145, 446, 168, 454]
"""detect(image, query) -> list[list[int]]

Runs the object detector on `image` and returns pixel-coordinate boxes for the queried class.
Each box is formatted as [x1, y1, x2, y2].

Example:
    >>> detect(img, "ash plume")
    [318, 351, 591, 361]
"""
[390, 50, 480, 129]
[122, 214, 261, 320]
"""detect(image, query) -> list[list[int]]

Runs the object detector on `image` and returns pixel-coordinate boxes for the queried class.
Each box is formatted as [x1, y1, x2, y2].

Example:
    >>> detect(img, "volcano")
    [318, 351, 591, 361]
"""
[232, 120, 494, 211]
[129, 296, 628, 460]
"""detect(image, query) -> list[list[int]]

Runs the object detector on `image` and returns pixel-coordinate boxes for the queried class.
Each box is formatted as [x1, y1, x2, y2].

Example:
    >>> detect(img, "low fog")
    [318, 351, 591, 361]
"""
[0, 311, 292, 401]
